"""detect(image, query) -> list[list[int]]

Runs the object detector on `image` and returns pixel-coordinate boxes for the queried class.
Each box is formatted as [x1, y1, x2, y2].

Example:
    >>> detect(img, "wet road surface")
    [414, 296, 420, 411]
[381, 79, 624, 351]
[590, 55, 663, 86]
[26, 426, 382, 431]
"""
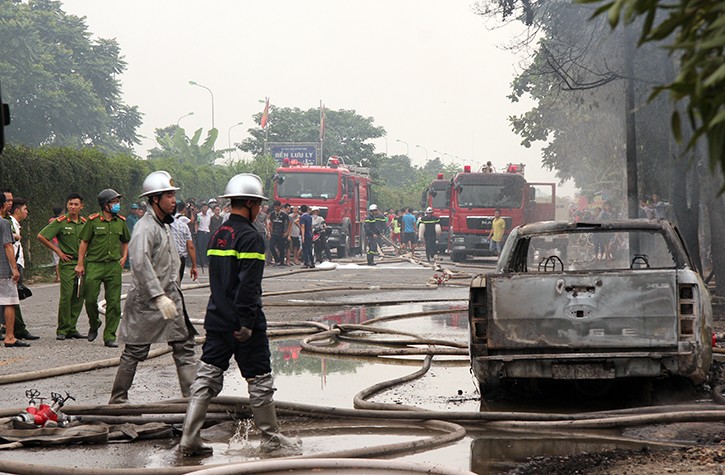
[0, 256, 706, 473]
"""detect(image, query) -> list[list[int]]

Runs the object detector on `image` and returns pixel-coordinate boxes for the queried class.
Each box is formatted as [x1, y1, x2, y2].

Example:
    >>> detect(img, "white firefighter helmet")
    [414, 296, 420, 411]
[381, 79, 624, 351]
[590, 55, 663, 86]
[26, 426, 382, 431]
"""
[426, 207, 433, 213]
[140, 170, 180, 197]
[369, 204, 378, 212]
[221, 173, 269, 201]
[310, 206, 319, 212]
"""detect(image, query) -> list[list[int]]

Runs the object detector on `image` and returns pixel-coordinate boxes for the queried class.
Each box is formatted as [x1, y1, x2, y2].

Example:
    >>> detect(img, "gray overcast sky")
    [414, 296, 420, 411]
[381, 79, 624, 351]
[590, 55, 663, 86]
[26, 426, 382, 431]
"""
[61, 0, 575, 195]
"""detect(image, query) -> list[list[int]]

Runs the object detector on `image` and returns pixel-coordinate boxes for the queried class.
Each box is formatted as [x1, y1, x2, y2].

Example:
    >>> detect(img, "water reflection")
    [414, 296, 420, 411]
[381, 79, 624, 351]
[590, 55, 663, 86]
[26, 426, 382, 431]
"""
[219, 303, 666, 474]
[270, 303, 469, 380]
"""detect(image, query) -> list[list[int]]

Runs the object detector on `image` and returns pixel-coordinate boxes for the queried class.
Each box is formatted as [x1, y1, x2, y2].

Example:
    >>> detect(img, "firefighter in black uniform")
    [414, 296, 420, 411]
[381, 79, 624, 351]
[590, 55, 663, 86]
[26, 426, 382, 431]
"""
[420, 207, 442, 263]
[364, 204, 385, 266]
[179, 173, 300, 457]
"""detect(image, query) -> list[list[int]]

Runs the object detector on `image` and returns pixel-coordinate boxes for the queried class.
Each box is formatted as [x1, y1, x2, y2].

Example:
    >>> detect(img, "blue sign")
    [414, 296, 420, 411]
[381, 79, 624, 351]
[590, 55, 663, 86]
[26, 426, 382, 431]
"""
[270, 144, 317, 165]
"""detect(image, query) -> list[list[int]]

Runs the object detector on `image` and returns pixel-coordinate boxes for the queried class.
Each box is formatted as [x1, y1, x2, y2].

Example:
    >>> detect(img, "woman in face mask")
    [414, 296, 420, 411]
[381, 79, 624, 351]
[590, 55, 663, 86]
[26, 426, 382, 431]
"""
[74, 188, 131, 348]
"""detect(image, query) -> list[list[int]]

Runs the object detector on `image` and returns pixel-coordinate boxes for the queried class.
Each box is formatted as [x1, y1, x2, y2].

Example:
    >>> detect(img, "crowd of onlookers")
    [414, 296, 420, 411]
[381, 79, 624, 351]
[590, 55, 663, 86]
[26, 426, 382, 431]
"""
[170, 200, 445, 269]
[0, 193, 451, 345]
[380, 207, 437, 253]
[568, 193, 669, 223]
[168, 198, 329, 270]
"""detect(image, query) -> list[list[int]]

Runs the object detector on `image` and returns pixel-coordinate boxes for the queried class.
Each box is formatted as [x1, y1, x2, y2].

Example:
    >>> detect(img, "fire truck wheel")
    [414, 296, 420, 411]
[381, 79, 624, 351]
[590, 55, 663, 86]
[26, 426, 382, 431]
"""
[451, 251, 466, 262]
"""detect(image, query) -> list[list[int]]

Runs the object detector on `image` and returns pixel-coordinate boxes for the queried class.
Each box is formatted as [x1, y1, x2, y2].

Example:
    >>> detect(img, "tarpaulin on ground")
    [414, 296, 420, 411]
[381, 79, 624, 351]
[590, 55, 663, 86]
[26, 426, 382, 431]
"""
[0, 419, 173, 449]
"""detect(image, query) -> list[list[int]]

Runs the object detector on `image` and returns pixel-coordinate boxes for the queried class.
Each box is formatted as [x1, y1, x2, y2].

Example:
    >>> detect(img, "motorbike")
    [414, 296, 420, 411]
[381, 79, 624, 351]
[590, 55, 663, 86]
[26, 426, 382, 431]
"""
[313, 225, 333, 263]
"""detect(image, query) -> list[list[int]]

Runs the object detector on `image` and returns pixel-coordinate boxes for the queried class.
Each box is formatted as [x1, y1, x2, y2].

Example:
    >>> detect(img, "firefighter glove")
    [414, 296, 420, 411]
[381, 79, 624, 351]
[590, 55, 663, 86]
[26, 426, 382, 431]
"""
[154, 295, 178, 320]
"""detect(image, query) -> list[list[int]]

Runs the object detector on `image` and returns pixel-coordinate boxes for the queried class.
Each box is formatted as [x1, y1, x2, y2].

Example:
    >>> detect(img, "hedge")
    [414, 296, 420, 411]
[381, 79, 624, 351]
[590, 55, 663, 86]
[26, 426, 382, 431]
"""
[0, 145, 273, 270]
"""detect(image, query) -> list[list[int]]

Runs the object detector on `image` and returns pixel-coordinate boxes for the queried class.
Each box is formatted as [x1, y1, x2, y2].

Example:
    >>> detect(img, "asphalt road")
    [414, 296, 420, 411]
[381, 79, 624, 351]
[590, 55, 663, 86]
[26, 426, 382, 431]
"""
[0, 253, 485, 407]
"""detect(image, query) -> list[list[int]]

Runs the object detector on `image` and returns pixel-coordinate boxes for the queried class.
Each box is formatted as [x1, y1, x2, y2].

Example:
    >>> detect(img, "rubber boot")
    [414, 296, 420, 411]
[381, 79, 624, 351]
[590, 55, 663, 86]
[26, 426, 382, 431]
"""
[108, 366, 136, 404]
[179, 397, 213, 456]
[177, 363, 197, 398]
[248, 373, 301, 455]
[171, 338, 197, 398]
[252, 402, 302, 455]
[179, 362, 224, 457]
[367, 254, 376, 266]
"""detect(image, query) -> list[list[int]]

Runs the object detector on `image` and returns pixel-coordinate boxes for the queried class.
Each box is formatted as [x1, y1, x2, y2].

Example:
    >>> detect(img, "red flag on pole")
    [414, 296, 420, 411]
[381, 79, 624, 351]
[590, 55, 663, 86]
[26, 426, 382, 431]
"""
[260, 97, 269, 129]
[319, 101, 325, 141]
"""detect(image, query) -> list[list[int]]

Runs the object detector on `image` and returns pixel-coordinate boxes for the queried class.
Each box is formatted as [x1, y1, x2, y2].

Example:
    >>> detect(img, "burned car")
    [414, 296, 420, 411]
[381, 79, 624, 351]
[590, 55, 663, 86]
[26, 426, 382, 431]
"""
[468, 220, 712, 398]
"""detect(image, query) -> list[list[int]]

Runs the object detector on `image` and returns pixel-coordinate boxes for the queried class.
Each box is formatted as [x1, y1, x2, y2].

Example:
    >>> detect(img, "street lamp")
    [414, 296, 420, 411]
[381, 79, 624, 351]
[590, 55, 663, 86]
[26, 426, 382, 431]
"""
[415, 144, 428, 161]
[138, 134, 156, 144]
[188, 81, 215, 130]
[227, 121, 244, 161]
[395, 139, 409, 156]
[176, 111, 194, 126]
[137, 134, 157, 157]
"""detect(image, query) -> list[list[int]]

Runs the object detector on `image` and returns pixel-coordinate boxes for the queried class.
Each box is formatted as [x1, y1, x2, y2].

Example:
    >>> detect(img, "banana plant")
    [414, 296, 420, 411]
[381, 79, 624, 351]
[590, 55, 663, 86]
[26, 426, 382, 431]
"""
[149, 126, 229, 165]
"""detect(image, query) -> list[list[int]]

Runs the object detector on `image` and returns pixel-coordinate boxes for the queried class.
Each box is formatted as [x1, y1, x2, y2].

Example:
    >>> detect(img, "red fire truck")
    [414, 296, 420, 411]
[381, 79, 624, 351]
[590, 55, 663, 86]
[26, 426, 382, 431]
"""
[422, 173, 451, 253]
[273, 157, 371, 257]
[448, 163, 556, 261]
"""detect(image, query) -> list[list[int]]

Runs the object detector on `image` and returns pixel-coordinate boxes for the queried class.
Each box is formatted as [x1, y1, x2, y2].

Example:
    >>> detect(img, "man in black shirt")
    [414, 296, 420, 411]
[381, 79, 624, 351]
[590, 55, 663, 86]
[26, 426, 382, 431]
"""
[420, 207, 441, 262]
[267, 200, 290, 266]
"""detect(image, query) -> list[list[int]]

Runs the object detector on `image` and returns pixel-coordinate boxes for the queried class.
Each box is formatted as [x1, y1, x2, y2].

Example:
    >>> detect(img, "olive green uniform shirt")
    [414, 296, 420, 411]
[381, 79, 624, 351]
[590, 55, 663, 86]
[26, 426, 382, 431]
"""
[79, 214, 131, 262]
[39, 215, 87, 259]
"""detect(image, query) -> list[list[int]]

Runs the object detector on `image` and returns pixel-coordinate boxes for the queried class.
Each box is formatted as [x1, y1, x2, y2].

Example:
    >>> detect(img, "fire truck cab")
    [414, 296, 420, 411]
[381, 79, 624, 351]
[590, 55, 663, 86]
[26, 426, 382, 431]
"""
[273, 157, 371, 257]
[448, 164, 556, 262]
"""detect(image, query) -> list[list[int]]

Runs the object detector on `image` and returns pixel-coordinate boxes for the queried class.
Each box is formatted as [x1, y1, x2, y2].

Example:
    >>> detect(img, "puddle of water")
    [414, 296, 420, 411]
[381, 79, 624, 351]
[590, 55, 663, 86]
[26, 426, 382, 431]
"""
[222, 303, 473, 410]
[466, 430, 650, 474]
[224, 340, 426, 408]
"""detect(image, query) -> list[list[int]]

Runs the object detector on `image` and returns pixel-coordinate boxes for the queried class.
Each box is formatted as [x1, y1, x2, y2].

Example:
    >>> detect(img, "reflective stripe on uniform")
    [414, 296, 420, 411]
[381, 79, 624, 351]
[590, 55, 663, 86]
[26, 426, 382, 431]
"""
[207, 249, 266, 260]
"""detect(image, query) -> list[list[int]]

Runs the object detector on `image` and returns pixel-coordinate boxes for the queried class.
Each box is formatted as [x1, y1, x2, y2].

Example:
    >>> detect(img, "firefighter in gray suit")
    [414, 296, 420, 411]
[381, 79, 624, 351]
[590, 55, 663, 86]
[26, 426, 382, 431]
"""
[109, 170, 197, 404]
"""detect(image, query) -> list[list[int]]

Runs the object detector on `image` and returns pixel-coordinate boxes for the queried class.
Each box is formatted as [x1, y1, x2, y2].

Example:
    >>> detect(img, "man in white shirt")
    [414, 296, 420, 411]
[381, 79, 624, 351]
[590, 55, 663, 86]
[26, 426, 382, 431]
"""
[171, 200, 197, 283]
[5, 196, 39, 340]
[196, 202, 212, 268]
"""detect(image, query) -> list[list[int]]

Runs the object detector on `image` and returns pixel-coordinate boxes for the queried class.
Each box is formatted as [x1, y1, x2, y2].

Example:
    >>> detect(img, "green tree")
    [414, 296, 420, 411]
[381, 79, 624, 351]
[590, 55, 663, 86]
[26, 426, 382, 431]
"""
[147, 126, 226, 166]
[580, 0, 725, 174]
[496, 1, 679, 200]
[240, 106, 385, 165]
[476, 0, 715, 283]
[477, 0, 725, 179]
[0, 0, 141, 154]
[373, 155, 461, 211]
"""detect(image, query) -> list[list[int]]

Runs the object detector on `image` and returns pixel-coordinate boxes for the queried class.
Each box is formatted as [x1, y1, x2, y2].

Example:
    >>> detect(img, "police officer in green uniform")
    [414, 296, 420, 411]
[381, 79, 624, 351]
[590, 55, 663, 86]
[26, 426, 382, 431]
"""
[37, 193, 88, 340]
[75, 189, 131, 347]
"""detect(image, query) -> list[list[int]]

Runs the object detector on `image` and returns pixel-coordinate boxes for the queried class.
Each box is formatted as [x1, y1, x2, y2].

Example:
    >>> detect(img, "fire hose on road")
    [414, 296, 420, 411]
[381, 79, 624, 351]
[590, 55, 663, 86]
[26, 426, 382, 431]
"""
[3, 318, 725, 473]
[2, 261, 725, 474]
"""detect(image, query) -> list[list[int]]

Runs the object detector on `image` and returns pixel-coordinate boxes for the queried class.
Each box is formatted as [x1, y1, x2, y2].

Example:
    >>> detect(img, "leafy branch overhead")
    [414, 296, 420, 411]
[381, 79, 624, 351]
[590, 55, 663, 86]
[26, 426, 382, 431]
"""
[578, 0, 725, 172]
[478, 0, 725, 174]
